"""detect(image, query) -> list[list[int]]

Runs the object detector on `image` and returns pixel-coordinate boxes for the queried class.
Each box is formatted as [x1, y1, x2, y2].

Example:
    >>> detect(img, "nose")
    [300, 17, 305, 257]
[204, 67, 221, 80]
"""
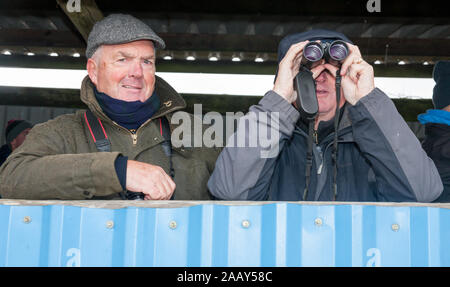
[128, 60, 143, 78]
[315, 68, 327, 83]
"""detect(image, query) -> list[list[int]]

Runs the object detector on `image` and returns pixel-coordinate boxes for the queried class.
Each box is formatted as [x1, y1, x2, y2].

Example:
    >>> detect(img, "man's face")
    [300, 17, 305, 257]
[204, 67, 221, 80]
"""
[312, 61, 346, 120]
[87, 40, 156, 102]
[316, 67, 337, 115]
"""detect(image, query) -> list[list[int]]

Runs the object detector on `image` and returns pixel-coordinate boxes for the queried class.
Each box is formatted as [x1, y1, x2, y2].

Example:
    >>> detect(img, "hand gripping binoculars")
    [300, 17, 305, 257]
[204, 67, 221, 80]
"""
[294, 39, 349, 120]
[302, 40, 349, 68]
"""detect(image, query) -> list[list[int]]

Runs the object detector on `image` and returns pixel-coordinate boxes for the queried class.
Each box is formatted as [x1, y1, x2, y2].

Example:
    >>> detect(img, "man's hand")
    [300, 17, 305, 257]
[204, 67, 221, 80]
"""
[273, 41, 309, 103]
[126, 160, 176, 200]
[324, 43, 375, 105]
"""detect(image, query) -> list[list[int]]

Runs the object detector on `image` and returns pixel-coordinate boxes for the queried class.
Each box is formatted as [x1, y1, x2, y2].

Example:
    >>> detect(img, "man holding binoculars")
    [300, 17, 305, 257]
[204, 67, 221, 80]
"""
[208, 29, 443, 202]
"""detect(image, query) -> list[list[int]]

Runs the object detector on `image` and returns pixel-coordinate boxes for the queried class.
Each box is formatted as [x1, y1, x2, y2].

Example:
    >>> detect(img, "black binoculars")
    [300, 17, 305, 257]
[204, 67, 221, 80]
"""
[126, 191, 145, 200]
[302, 40, 349, 68]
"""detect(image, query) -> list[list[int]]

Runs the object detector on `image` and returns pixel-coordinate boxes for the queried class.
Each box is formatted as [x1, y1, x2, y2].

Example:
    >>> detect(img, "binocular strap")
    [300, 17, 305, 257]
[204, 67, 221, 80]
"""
[332, 69, 342, 200]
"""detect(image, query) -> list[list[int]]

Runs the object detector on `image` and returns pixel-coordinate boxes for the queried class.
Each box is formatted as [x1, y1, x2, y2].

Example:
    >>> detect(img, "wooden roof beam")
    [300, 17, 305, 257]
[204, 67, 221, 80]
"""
[56, 0, 104, 42]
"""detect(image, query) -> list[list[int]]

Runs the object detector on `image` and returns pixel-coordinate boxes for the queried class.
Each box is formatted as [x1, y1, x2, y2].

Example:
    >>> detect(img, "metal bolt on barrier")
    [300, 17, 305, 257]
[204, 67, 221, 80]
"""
[23, 216, 32, 224]
[106, 220, 114, 229]
[242, 220, 251, 228]
[169, 220, 177, 229]
[391, 223, 400, 232]
[314, 217, 323, 227]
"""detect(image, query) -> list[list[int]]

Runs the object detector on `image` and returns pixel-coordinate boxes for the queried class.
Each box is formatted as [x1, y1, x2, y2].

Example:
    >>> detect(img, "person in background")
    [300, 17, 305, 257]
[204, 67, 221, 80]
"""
[0, 120, 33, 166]
[418, 60, 450, 202]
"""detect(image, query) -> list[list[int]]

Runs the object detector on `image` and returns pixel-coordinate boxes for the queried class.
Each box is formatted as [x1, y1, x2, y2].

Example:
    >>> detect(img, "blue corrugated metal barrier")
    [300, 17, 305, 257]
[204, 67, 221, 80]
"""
[0, 200, 449, 267]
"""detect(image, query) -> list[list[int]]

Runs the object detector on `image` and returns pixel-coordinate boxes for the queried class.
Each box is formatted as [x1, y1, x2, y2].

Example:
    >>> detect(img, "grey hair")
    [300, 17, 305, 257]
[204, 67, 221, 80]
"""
[90, 46, 103, 65]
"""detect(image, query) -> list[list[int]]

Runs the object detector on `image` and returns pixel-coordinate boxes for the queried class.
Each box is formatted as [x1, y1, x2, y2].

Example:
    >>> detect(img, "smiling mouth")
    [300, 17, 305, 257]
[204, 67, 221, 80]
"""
[121, 85, 142, 91]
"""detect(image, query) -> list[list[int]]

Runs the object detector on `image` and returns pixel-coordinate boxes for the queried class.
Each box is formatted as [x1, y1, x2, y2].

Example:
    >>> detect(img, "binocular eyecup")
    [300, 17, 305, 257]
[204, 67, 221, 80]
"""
[302, 40, 349, 68]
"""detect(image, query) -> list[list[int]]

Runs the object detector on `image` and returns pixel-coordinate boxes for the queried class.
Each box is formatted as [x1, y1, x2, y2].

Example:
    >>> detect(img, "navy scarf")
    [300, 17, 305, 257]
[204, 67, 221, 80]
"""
[94, 87, 161, 130]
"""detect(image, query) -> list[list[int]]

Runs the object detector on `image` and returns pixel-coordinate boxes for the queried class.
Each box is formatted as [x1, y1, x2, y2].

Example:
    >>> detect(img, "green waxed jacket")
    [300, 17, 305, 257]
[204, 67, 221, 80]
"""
[0, 76, 221, 200]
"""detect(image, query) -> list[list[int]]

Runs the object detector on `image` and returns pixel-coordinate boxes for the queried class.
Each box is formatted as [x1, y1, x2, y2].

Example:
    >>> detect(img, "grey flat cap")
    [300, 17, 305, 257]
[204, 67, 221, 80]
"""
[86, 13, 165, 58]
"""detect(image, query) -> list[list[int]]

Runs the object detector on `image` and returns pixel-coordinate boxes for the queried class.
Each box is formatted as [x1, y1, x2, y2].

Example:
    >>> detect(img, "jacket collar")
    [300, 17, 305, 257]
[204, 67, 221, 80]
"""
[296, 103, 354, 142]
[337, 103, 352, 131]
[80, 75, 186, 124]
[425, 122, 450, 138]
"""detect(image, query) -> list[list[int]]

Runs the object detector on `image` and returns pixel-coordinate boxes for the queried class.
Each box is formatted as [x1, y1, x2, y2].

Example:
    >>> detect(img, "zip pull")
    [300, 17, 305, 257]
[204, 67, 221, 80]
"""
[129, 129, 138, 145]
[313, 129, 318, 144]
[316, 146, 323, 174]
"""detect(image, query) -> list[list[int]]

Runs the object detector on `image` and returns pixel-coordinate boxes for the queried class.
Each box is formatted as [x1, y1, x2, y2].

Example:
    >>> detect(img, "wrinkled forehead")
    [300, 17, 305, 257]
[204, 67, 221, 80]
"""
[100, 40, 155, 57]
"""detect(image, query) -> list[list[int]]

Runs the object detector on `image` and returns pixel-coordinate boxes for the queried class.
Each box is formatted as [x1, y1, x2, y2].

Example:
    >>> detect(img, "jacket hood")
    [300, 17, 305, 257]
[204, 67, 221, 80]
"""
[80, 75, 186, 123]
[432, 60, 450, 109]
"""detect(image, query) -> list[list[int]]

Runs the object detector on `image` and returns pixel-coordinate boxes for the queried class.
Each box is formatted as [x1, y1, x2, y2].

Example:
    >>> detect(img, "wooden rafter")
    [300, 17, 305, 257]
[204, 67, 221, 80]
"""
[56, 0, 104, 42]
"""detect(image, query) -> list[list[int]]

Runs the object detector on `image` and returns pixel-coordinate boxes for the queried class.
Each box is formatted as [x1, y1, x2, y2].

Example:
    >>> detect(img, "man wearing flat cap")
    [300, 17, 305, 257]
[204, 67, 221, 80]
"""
[208, 29, 443, 202]
[0, 14, 220, 200]
[418, 60, 450, 202]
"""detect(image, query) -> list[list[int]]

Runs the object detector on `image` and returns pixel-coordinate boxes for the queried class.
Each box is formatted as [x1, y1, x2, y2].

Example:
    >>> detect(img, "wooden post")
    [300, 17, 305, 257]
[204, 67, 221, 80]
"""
[56, 0, 104, 42]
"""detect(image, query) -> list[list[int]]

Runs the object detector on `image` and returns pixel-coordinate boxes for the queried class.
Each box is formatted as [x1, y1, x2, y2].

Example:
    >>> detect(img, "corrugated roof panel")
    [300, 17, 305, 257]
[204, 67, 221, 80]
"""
[418, 24, 450, 39]
[389, 24, 434, 38]
[360, 23, 403, 38]
[0, 202, 449, 267]
[0, 16, 26, 29]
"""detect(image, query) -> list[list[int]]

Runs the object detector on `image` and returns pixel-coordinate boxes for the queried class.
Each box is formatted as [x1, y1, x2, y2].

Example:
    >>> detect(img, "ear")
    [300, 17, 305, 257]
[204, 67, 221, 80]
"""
[86, 58, 98, 85]
[10, 137, 18, 151]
